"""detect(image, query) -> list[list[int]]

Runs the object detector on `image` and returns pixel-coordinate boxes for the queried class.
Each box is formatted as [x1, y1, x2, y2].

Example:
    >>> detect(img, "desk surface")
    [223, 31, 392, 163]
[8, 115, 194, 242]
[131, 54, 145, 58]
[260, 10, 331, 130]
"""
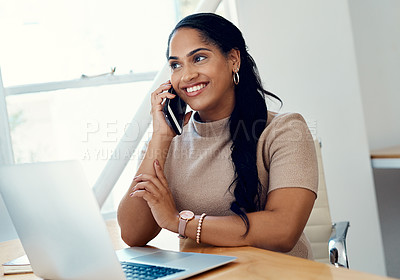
[0, 220, 394, 280]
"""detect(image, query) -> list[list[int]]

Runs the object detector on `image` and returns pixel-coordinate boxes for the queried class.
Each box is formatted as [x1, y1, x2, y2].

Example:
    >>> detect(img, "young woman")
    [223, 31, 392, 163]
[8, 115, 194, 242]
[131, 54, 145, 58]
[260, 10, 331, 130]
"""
[117, 13, 318, 259]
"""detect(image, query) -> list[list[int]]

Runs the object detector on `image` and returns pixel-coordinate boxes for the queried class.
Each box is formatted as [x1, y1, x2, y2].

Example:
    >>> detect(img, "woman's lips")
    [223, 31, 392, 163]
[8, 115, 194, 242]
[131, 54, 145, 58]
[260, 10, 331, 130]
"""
[184, 83, 208, 97]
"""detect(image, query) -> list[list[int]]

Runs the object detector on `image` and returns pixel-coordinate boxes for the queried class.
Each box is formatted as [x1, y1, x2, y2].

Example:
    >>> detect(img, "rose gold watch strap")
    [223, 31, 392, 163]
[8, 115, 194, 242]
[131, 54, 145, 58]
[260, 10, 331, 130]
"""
[178, 218, 188, 239]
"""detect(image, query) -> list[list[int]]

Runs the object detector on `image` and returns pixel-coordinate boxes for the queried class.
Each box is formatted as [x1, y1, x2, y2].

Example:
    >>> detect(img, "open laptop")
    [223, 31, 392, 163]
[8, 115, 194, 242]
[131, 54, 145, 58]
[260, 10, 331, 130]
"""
[0, 161, 236, 280]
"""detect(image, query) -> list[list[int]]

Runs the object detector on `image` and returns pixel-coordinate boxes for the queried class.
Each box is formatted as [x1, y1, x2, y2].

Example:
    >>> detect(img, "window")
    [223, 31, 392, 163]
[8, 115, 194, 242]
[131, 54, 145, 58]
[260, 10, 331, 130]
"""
[0, 0, 177, 86]
[0, 0, 237, 216]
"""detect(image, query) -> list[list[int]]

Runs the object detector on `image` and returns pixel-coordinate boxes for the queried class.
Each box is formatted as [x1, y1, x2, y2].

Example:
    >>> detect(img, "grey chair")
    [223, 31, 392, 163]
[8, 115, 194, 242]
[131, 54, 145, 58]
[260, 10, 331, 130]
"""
[304, 140, 350, 268]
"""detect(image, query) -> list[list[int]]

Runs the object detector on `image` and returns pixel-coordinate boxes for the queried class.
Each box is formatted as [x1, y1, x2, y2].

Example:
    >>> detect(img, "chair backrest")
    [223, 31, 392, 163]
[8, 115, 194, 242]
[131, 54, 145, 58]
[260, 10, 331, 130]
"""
[304, 140, 333, 264]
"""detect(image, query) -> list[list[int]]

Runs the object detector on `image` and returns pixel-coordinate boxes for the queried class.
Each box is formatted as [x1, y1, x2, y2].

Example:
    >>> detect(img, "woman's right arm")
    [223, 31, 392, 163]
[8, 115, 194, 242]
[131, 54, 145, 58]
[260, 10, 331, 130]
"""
[117, 82, 177, 247]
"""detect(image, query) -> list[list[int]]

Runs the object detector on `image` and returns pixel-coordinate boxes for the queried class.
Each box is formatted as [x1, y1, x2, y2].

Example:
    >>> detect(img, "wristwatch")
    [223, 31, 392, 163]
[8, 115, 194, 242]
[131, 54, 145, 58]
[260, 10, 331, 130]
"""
[178, 210, 195, 239]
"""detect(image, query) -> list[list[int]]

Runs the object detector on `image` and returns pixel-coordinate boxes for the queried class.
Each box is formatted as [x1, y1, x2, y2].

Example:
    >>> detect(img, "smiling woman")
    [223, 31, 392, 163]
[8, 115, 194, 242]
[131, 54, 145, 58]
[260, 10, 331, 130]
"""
[117, 13, 319, 260]
[168, 29, 237, 121]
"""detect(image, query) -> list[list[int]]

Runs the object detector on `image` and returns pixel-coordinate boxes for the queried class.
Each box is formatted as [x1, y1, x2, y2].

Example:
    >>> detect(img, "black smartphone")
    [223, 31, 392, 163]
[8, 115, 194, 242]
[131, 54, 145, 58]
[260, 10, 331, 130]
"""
[162, 87, 187, 135]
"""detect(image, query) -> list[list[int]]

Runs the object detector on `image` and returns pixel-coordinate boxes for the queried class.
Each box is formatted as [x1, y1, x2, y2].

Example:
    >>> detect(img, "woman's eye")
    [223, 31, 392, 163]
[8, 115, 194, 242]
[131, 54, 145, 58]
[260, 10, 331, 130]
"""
[194, 55, 206, 63]
[170, 62, 181, 70]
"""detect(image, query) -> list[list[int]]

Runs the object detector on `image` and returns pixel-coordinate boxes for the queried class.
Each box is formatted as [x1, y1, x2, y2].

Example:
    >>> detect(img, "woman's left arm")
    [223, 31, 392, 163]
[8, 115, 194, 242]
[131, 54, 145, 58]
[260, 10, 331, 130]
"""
[131, 159, 316, 252]
[194, 187, 316, 252]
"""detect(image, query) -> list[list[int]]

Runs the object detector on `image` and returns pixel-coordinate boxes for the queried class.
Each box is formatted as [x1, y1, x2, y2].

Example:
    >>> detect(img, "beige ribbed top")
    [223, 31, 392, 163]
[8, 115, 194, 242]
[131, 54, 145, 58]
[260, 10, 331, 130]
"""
[162, 111, 318, 259]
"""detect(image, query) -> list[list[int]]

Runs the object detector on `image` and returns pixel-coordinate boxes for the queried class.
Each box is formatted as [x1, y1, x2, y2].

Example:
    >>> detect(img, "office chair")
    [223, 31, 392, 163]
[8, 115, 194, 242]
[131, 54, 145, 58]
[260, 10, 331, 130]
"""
[304, 140, 350, 268]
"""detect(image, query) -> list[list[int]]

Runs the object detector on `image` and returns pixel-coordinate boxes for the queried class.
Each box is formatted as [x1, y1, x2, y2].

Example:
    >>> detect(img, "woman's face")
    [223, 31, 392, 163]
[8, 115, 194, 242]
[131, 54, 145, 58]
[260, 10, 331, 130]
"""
[168, 28, 240, 122]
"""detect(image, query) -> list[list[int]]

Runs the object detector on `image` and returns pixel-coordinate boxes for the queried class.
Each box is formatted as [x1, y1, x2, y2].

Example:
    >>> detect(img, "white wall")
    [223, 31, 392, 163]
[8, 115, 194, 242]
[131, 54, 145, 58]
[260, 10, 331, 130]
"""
[348, 0, 400, 151]
[348, 1, 400, 277]
[236, 0, 386, 276]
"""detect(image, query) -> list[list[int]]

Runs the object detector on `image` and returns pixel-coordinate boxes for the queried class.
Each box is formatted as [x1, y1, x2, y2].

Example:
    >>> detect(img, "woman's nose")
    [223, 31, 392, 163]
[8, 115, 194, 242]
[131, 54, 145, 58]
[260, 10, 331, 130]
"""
[181, 66, 199, 82]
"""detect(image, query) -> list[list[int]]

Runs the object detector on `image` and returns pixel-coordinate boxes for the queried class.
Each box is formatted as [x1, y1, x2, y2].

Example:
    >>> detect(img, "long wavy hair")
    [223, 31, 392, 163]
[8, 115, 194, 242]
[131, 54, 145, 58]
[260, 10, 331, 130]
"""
[166, 13, 281, 235]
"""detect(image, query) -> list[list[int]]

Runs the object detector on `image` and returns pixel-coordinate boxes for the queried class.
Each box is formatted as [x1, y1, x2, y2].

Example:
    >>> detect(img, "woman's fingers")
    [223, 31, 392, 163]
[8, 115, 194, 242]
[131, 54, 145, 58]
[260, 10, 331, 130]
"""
[150, 81, 179, 138]
[130, 189, 157, 205]
[151, 82, 176, 106]
[131, 177, 160, 194]
[129, 160, 171, 200]
[153, 160, 176, 202]
[130, 173, 168, 196]
[152, 90, 176, 104]
[153, 160, 169, 188]
[132, 179, 157, 192]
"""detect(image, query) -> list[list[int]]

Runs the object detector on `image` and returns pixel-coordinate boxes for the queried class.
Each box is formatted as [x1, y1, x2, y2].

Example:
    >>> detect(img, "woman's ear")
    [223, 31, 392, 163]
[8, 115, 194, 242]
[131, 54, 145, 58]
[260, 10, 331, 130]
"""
[229, 49, 241, 71]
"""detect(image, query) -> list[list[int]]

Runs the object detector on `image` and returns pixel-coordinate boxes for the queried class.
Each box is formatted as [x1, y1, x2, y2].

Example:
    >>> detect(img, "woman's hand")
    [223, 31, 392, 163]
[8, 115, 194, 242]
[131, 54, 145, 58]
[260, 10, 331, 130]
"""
[151, 81, 193, 139]
[129, 159, 179, 232]
[151, 81, 176, 139]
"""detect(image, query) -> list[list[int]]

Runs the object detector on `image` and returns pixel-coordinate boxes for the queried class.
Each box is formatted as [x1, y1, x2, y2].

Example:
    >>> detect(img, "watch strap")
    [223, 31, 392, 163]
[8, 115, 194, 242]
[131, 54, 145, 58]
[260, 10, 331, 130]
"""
[178, 218, 189, 239]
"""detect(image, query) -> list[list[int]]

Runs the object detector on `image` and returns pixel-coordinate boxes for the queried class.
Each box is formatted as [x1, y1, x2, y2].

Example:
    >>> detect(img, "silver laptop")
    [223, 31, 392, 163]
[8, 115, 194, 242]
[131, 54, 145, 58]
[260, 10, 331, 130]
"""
[0, 161, 236, 280]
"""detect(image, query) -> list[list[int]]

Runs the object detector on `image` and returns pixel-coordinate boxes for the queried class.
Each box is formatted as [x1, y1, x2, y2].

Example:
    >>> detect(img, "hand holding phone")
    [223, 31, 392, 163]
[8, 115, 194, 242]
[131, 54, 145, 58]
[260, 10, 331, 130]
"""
[162, 87, 187, 135]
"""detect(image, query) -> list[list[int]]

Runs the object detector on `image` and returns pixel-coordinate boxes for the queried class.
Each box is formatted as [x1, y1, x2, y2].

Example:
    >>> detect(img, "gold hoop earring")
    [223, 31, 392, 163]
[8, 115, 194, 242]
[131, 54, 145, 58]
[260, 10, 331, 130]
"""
[233, 70, 240, 85]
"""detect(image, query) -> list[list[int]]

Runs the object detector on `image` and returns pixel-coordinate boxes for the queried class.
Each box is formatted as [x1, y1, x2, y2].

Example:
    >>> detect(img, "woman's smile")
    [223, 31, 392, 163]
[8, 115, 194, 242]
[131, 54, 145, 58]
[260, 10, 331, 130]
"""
[183, 82, 208, 97]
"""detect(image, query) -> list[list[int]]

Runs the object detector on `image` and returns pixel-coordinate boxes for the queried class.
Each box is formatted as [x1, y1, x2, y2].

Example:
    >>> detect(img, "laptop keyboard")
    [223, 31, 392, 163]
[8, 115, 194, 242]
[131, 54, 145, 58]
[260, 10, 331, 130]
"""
[121, 261, 185, 280]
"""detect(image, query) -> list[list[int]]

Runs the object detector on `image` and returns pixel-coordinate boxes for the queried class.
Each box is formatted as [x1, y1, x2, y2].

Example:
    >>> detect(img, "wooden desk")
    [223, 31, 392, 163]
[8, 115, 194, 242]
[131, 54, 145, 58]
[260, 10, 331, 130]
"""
[0, 220, 394, 280]
[371, 145, 400, 169]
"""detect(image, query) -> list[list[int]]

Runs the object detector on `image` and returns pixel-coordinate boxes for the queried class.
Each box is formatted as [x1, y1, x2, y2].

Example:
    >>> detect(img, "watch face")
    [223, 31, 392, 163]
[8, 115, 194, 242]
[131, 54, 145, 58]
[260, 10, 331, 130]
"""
[180, 210, 194, 220]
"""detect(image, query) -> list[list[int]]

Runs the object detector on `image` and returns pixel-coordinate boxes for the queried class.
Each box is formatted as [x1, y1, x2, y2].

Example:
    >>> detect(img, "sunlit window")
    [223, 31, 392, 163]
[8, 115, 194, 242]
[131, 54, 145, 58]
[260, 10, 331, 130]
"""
[1, 0, 235, 215]
[0, 0, 177, 86]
